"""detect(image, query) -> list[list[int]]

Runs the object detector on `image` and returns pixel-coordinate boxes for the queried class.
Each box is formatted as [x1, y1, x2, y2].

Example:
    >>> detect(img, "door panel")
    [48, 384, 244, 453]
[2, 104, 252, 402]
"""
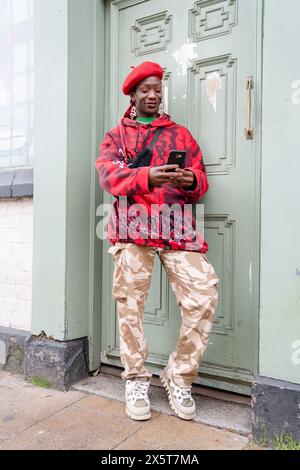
[101, 0, 260, 394]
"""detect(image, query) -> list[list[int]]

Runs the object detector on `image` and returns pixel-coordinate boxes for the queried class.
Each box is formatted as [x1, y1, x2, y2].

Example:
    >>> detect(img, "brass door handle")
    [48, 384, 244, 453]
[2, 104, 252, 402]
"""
[245, 76, 254, 140]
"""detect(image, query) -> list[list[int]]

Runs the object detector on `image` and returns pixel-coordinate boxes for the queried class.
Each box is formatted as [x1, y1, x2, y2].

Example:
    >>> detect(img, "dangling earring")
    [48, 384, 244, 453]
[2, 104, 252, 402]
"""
[130, 105, 137, 120]
[158, 101, 164, 116]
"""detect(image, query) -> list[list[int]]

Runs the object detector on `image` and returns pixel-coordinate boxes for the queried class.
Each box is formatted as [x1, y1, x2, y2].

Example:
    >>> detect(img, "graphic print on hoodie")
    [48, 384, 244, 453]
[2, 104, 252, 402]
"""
[95, 112, 209, 253]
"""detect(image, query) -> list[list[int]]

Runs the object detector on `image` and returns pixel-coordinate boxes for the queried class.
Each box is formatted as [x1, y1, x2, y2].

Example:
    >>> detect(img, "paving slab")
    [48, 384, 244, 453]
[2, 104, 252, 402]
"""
[0, 371, 85, 442]
[115, 414, 249, 450]
[0, 395, 159, 450]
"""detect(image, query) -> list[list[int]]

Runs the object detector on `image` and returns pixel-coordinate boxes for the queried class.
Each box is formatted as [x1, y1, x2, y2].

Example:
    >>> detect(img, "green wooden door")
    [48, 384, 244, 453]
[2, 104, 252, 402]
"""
[100, 0, 261, 394]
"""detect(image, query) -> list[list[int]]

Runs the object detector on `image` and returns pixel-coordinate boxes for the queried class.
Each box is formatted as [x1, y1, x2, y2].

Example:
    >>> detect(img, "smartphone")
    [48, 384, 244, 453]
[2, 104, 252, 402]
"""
[165, 150, 186, 172]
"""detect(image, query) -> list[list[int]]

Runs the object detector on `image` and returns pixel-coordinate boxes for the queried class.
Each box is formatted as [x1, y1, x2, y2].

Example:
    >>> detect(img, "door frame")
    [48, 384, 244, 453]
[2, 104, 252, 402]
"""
[90, 0, 264, 395]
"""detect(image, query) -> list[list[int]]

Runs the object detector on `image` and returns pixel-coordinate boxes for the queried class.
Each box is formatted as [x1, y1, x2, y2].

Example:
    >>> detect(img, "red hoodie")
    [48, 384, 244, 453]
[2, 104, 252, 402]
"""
[95, 112, 209, 252]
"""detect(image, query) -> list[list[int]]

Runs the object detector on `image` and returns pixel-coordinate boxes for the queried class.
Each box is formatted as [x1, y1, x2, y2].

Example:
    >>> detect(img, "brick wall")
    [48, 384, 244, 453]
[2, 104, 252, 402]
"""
[0, 197, 33, 331]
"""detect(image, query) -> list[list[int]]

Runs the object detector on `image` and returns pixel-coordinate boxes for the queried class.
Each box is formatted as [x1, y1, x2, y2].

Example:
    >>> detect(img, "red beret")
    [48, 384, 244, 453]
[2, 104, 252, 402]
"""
[122, 61, 164, 95]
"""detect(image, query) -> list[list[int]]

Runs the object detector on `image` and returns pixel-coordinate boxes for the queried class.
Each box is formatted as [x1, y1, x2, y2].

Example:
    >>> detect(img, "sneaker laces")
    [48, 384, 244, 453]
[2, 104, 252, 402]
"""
[171, 382, 194, 405]
[173, 383, 192, 397]
[127, 379, 150, 401]
[180, 385, 192, 400]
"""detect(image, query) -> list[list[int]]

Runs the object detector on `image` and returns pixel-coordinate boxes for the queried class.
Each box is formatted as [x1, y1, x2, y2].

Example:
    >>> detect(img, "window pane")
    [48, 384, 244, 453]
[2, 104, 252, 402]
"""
[0, 86, 11, 107]
[13, 73, 28, 104]
[0, 0, 34, 168]
[0, 157, 11, 168]
[11, 135, 29, 165]
[29, 70, 34, 101]
[0, 0, 10, 32]
[28, 0, 34, 19]
[29, 38, 34, 69]
[0, 138, 11, 152]
[30, 102, 34, 128]
[12, 105, 28, 135]
[13, 42, 28, 74]
[0, 136, 11, 167]
[0, 108, 12, 139]
[28, 134, 33, 161]
[11, 133, 33, 166]
[13, 0, 28, 24]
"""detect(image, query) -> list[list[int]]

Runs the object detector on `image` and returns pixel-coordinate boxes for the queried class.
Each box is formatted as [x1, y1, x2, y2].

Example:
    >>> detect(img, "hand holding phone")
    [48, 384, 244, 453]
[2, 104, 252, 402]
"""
[149, 164, 182, 187]
[165, 150, 186, 172]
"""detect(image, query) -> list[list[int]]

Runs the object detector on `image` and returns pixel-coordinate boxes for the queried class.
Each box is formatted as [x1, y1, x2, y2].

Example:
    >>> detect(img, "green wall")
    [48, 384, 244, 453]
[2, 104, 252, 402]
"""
[260, 0, 300, 384]
[66, 0, 94, 339]
[32, 0, 69, 339]
[32, 0, 103, 343]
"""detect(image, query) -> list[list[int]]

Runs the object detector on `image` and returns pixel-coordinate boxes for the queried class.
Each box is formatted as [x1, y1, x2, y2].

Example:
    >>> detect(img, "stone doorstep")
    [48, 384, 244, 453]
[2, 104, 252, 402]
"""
[72, 371, 252, 437]
[99, 364, 251, 406]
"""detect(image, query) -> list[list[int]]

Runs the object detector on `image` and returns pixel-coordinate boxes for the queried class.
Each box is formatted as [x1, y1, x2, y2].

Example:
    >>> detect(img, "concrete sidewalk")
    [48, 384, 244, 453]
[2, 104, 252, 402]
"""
[0, 371, 260, 450]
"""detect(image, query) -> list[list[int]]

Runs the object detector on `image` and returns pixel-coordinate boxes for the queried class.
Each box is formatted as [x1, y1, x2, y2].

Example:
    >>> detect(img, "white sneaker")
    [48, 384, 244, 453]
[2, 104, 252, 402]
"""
[160, 368, 196, 420]
[125, 377, 151, 421]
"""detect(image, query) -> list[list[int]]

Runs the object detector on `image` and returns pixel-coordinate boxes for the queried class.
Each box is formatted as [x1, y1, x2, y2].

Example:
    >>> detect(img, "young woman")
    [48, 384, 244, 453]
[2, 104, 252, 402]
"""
[95, 61, 219, 421]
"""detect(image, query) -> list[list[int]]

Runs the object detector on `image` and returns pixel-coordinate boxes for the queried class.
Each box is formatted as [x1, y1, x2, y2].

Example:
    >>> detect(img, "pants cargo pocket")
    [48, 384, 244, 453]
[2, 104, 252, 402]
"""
[108, 245, 127, 302]
[201, 253, 219, 288]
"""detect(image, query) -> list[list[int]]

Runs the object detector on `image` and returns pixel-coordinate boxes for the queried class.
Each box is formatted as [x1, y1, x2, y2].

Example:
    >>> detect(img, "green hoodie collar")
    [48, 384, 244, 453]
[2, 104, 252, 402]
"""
[136, 116, 157, 124]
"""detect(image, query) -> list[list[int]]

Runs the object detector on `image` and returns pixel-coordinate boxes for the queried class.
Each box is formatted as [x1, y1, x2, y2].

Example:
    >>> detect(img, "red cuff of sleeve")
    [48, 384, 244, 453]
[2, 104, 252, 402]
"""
[184, 168, 200, 194]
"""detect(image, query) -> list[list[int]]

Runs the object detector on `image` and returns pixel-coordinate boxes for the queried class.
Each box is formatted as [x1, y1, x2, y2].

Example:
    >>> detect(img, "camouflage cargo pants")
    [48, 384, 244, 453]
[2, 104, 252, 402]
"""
[108, 242, 219, 387]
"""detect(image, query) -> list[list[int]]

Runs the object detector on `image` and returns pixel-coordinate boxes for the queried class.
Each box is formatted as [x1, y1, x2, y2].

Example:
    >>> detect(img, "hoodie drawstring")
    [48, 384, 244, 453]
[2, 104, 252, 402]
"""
[135, 124, 153, 155]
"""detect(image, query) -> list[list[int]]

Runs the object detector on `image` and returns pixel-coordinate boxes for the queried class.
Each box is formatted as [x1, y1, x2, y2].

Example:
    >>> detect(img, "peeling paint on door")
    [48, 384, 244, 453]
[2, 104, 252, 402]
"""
[172, 40, 197, 76]
[206, 71, 222, 112]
